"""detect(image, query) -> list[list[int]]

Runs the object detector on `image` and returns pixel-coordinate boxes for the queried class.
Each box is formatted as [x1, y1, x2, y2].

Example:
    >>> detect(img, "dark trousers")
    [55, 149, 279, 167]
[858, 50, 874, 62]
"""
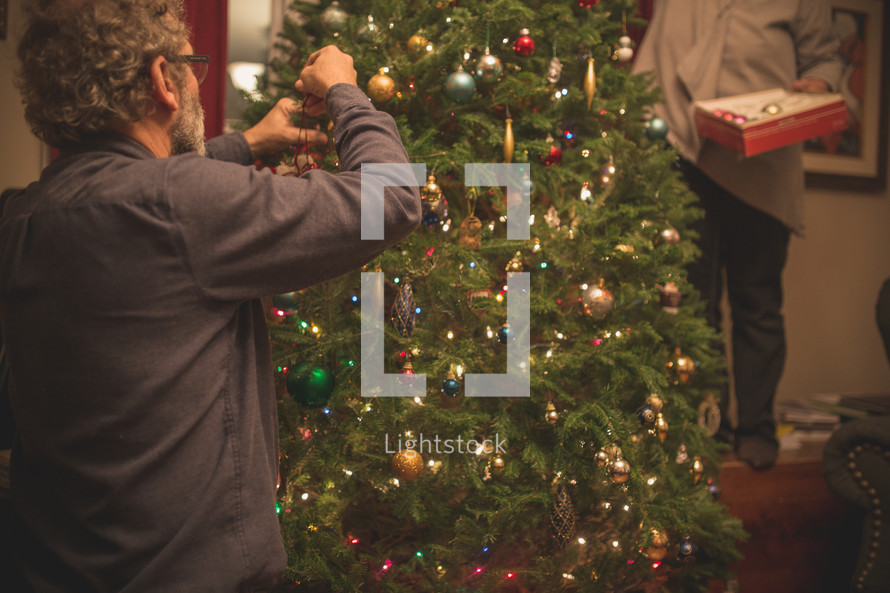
[680, 161, 790, 444]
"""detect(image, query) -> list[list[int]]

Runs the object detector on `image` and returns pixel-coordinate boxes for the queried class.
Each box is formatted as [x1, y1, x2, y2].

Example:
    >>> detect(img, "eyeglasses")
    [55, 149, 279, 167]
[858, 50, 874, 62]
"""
[171, 54, 210, 85]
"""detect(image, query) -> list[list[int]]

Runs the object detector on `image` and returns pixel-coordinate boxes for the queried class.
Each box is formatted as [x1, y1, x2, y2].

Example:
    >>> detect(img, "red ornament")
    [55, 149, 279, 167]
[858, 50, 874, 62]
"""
[543, 145, 563, 166]
[578, 0, 601, 7]
[513, 28, 535, 57]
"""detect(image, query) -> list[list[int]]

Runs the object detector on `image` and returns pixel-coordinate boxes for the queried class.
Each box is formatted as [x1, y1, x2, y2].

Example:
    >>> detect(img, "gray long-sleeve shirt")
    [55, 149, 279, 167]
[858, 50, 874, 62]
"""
[0, 83, 421, 592]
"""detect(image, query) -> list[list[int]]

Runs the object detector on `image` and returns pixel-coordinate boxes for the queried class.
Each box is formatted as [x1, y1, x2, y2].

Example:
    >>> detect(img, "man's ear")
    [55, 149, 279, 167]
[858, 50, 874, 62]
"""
[149, 55, 180, 112]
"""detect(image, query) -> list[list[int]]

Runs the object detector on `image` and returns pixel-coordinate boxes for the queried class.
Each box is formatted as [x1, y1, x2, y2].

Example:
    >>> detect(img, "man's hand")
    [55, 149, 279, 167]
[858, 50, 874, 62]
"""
[791, 78, 830, 93]
[294, 46, 357, 117]
[242, 98, 327, 158]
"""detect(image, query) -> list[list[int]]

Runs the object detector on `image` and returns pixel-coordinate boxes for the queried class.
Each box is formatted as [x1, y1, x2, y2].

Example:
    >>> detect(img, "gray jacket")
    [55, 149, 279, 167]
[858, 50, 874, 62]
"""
[0, 83, 420, 592]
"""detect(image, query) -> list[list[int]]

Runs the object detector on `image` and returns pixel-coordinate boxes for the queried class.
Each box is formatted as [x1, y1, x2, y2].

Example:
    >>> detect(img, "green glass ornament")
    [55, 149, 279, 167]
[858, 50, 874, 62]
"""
[645, 116, 669, 140]
[445, 67, 475, 103]
[286, 363, 334, 407]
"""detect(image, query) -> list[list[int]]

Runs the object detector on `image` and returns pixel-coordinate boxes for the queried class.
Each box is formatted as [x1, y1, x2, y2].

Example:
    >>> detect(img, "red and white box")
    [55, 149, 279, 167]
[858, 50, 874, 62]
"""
[694, 89, 847, 157]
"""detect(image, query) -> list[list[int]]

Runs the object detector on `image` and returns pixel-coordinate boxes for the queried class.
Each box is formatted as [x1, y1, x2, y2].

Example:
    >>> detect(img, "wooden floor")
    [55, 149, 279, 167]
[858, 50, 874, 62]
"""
[709, 440, 861, 593]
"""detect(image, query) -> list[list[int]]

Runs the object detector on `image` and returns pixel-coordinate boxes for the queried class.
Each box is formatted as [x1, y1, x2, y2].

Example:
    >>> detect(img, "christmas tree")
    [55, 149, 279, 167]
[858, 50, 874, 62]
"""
[240, 1, 746, 591]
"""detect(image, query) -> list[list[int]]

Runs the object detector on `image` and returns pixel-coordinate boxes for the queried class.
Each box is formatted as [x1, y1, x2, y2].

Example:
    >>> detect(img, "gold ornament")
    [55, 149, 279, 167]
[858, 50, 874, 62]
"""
[690, 456, 704, 484]
[667, 347, 695, 384]
[505, 251, 524, 273]
[610, 458, 631, 484]
[458, 216, 482, 250]
[655, 413, 669, 443]
[604, 443, 622, 462]
[407, 34, 432, 57]
[594, 450, 610, 467]
[584, 57, 596, 109]
[581, 280, 614, 318]
[368, 68, 396, 103]
[645, 529, 670, 561]
[392, 449, 424, 481]
[545, 402, 559, 424]
[504, 109, 514, 163]
[646, 393, 664, 414]
[491, 455, 506, 471]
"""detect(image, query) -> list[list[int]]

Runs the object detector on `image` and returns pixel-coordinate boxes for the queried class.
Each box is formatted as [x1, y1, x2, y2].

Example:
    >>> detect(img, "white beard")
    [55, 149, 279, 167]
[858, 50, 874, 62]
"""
[171, 84, 206, 157]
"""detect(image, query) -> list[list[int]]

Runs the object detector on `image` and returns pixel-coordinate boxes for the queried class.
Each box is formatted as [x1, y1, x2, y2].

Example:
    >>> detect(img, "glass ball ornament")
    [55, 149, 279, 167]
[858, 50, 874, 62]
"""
[543, 144, 563, 166]
[368, 69, 396, 103]
[320, 1, 349, 33]
[441, 376, 460, 397]
[474, 48, 503, 83]
[645, 529, 670, 561]
[391, 449, 424, 481]
[646, 393, 664, 414]
[286, 363, 335, 407]
[668, 348, 695, 384]
[676, 538, 699, 563]
[513, 28, 535, 57]
[407, 34, 432, 57]
[660, 226, 681, 245]
[637, 405, 657, 427]
[356, 16, 380, 45]
[581, 283, 615, 318]
[645, 116, 669, 140]
[497, 324, 513, 344]
[594, 450, 610, 467]
[610, 458, 631, 483]
[445, 67, 476, 103]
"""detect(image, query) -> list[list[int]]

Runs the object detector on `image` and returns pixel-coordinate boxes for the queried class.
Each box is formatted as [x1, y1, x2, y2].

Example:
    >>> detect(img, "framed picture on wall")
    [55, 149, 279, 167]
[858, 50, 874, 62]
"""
[804, 0, 888, 191]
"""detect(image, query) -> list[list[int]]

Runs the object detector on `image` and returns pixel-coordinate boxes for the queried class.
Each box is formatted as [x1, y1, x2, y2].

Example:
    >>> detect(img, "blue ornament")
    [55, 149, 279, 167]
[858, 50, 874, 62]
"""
[637, 404, 656, 426]
[441, 377, 460, 396]
[645, 116, 669, 140]
[445, 68, 476, 103]
[497, 324, 512, 344]
[390, 282, 416, 338]
[676, 539, 698, 563]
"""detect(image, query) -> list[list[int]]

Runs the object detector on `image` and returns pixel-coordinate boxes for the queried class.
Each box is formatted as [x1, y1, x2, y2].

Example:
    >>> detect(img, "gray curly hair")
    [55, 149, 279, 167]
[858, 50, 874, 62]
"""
[16, 0, 191, 147]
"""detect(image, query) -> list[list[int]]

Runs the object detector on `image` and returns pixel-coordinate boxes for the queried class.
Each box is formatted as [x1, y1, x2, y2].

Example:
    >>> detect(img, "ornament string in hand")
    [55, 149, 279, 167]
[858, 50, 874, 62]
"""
[294, 45, 358, 118]
[291, 98, 319, 175]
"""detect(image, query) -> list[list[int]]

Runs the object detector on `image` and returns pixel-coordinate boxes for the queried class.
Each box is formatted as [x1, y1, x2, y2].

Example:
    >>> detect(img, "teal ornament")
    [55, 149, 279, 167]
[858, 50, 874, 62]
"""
[272, 291, 299, 313]
[391, 282, 416, 338]
[445, 67, 476, 103]
[497, 324, 512, 344]
[441, 377, 460, 396]
[286, 363, 334, 407]
[645, 116, 669, 140]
